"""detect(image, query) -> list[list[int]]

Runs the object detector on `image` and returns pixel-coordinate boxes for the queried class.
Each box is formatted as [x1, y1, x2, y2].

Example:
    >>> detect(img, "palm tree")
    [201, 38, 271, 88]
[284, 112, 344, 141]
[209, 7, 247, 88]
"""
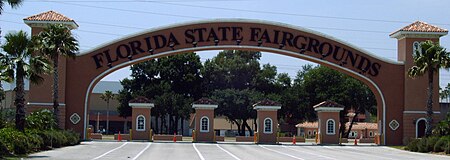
[34, 24, 79, 127]
[408, 40, 450, 137]
[0, 0, 23, 14]
[100, 90, 114, 134]
[1, 30, 50, 131]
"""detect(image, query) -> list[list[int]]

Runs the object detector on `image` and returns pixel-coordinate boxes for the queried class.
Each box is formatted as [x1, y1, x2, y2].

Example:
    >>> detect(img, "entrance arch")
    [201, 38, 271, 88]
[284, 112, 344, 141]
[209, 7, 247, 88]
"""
[416, 118, 426, 138]
[25, 18, 447, 145]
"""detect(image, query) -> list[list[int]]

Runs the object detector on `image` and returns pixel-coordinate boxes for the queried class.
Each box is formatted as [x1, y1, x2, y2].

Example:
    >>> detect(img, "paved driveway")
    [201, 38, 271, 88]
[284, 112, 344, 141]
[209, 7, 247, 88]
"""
[27, 141, 450, 160]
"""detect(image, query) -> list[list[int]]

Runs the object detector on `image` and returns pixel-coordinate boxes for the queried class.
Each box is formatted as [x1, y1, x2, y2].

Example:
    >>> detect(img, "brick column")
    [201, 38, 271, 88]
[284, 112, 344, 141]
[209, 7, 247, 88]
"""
[192, 98, 218, 142]
[314, 101, 344, 144]
[253, 99, 281, 144]
[129, 97, 154, 141]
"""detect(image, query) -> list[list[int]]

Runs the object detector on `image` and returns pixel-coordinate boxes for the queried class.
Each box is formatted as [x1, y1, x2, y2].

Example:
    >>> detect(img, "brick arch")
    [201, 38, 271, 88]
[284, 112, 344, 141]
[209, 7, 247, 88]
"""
[44, 19, 414, 145]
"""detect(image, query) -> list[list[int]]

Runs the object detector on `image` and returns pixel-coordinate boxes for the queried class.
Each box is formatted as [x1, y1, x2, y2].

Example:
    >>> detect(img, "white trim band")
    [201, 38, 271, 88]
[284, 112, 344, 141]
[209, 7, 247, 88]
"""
[129, 103, 155, 108]
[192, 104, 218, 109]
[403, 111, 441, 114]
[254, 105, 282, 111]
[27, 102, 66, 106]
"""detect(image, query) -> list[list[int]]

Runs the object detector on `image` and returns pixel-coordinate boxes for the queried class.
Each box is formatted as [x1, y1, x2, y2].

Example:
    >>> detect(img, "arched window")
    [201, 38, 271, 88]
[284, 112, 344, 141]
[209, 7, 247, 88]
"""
[264, 118, 273, 134]
[326, 119, 335, 135]
[416, 118, 427, 138]
[136, 115, 145, 131]
[369, 131, 374, 137]
[313, 130, 316, 135]
[308, 130, 312, 136]
[200, 116, 209, 132]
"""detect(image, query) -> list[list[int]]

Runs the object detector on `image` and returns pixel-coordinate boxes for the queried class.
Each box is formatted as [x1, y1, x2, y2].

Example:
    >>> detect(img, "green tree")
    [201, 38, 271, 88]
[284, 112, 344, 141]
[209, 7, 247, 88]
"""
[33, 24, 79, 127]
[1, 30, 50, 131]
[408, 40, 450, 137]
[0, 0, 23, 14]
[100, 90, 114, 134]
[211, 89, 263, 136]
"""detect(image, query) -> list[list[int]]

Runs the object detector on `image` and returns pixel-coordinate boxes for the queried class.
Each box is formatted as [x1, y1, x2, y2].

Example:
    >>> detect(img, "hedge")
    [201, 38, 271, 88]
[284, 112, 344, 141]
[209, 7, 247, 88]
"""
[406, 136, 450, 154]
[0, 127, 81, 157]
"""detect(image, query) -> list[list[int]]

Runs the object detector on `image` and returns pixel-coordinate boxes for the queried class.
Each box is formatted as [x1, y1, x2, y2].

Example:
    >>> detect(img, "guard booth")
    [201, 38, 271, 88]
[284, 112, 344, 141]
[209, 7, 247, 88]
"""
[129, 96, 154, 141]
[192, 98, 218, 142]
[314, 101, 344, 144]
[253, 99, 281, 144]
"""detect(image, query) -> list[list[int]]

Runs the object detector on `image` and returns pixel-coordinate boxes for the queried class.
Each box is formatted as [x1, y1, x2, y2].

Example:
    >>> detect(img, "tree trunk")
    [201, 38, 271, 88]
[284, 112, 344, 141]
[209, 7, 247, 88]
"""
[155, 116, 159, 134]
[14, 63, 25, 132]
[345, 112, 360, 138]
[175, 116, 179, 135]
[52, 54, 60, 128]
[181, 118, 184, 136]
[425, 69, 434, 137]
[231, 119, 241, 136]
[243, 120, 253, 136]
[106, 100, 110, 134]
[253, 118, 257, 131]
[240, 122, 246, 136]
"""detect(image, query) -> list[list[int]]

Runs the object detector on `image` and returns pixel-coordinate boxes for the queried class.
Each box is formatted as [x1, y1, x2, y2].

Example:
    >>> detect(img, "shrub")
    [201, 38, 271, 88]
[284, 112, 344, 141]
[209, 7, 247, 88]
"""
[26, 109, 57, 130]
[406, 138, 420, 152]
[62, 130, 80, 146]
[426, 136, 440, 152]
[0, 128, 32, 155]
[434, 136, 449, 152]
[417, 138, 429, 153]
[0, 139, 10, 157]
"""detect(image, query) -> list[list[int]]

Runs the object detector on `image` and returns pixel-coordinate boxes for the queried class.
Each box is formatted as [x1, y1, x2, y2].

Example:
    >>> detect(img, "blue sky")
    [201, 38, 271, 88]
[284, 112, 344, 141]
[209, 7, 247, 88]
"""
[1, 0, 450, 87]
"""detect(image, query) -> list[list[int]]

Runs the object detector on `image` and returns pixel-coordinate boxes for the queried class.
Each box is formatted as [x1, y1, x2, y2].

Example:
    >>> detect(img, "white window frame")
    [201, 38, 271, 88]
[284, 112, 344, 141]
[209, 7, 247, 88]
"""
[200, 116, 209, 132]
[313, 130, 317, 135]
[263, 118, 273, 134]
[326, 119, 335, 135]
[136, 115, 145, 131]
[308, 130, 312, 136]
[369, 131, 374, 137]
[415, 118, 427, 138]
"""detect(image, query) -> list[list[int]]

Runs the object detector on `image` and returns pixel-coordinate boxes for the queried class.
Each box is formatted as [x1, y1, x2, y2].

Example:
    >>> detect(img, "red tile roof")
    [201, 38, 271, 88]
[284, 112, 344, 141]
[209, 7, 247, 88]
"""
[129, 96, 151, 103]
[254, 99, 281, 106]
[24, 10, 75, 22]
[313, 100, 344, 108]
[390, 21, 448, 36]
[193, 98, 217, 105]
[295, 121, 377, 130]
[295, 121, 318, 128]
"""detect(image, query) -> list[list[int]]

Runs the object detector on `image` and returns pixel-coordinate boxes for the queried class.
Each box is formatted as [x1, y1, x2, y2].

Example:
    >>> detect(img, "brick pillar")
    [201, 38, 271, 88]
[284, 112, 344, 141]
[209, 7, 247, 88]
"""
[254, 100, 281, 144]
[192, 98, 218, 142]
[129, 101, 154, 141]
[314, 101, 344, 144]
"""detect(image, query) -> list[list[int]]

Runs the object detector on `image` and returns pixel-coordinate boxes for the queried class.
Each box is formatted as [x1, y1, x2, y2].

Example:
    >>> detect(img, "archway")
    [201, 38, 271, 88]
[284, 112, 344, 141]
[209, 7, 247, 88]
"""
[416, 118, 426, 138]
[26, 19, 446, 145]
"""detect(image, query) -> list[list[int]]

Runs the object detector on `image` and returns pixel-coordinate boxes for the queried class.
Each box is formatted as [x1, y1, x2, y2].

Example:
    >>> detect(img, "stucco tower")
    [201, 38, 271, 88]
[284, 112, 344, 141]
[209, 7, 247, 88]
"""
[390, 21, 448, 142]
[24, 11, 79, 129]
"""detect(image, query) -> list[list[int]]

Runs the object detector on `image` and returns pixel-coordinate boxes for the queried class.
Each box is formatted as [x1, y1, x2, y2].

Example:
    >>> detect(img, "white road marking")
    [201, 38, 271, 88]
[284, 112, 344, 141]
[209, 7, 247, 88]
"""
[259, 145, 304, 160]
[283, 146, 338, 160]
[92, 142, 128, 160]
[193, 143, 205, 160]
[216, 144, 241, 160]
[323, 146, 398, 160]
[132, 143, 152, 160]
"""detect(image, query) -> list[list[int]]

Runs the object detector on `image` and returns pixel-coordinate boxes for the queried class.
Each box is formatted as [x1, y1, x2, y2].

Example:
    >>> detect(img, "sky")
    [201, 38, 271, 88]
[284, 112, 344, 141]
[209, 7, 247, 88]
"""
[1, 0, 450, 88]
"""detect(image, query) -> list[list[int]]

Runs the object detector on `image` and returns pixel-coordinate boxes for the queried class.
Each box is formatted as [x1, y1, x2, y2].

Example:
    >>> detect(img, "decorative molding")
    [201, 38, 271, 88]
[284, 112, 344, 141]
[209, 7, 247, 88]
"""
[390, 31, 447, 39]
[314, 107, 344, 112]
[254, 105, 281, 111]
[403, 111, 441, 114]
[27, 102, 66, 106]
[70, 113, 81, 125]
[23, 20, 78, 29]
[129, 103, 154, 108]
[263, 118, 273, 134]
[389, 120, 400, 131]
[192, 104, 218, 109]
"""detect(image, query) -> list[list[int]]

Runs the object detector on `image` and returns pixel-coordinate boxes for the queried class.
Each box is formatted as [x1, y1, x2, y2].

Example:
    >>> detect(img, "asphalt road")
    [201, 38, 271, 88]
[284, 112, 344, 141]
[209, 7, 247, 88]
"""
[27, 141, 450, 160]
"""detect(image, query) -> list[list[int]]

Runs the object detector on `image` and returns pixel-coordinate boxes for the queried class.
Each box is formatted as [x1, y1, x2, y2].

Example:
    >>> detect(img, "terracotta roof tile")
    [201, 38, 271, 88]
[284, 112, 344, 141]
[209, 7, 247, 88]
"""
[193, 98, 217, 105]
[295, 121, 318, 128]
[296, 121, 377, 130]
[390, 21, 448, 36]
[313, 100, 344, 108]
[254, 99, 281, 106]
[24, 10, 75, 22]
[129, 96, 151, 103]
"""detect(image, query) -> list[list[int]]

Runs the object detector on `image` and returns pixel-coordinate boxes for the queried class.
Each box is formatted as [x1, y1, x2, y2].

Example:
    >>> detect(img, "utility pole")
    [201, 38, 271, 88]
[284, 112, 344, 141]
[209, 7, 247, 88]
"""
[96, 112, 100, 133]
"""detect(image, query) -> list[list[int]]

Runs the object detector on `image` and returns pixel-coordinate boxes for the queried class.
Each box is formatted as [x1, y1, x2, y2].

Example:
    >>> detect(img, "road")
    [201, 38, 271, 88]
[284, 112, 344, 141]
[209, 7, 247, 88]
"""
[27, 141, 450, 160]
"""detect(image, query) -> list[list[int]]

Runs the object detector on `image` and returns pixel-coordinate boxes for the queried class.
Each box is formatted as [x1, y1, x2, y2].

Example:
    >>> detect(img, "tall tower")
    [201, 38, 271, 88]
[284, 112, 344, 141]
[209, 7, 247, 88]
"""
[390, 21, 447, 140]
[23, 11, 78, 129]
